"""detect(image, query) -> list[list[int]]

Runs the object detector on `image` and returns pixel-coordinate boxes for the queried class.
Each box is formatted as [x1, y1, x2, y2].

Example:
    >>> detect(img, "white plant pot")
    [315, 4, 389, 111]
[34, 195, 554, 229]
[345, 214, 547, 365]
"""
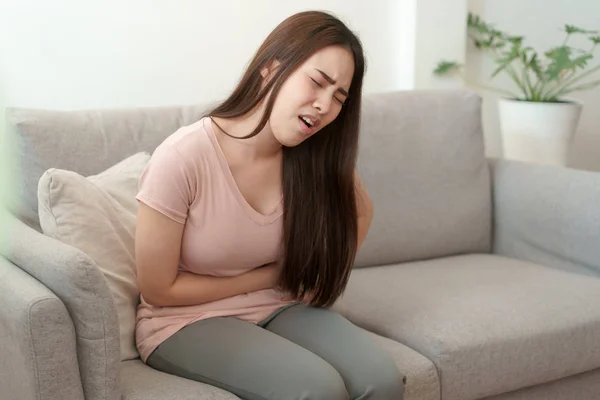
[498, 98, 583, 166]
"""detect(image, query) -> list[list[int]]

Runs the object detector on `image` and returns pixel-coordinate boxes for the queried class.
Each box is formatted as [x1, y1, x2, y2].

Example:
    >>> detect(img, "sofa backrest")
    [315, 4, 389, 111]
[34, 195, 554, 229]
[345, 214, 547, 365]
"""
[1, 103, 210, 231]
[1, 89, 492, 264]
[353, 90, 491, 267]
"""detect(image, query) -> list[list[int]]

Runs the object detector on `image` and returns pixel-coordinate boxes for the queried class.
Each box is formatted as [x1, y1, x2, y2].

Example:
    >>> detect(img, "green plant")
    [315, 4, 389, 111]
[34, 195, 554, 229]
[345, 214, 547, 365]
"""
[434, 13, 600, 102]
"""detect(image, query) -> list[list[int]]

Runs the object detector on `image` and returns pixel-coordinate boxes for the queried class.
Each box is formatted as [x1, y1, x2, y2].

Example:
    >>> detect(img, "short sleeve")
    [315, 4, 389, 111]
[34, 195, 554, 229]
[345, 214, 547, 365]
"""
[136, 143, 196, 224]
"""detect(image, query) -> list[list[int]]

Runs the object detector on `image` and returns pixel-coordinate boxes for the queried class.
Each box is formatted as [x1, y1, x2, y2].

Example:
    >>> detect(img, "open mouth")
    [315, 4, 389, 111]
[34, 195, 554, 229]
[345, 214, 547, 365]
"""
[299, 116, 313, 128]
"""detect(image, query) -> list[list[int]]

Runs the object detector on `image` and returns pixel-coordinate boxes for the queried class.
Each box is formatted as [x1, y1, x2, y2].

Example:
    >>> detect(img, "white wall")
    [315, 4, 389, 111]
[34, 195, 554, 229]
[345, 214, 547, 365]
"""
[0, 0, 412, 113]
[414, 0, 467, 90]
[466, 0, 600, 171]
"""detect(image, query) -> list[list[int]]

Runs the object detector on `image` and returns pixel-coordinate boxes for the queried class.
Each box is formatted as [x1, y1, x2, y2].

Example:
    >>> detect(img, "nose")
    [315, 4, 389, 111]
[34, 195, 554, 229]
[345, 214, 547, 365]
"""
[313, 93, 332, 115]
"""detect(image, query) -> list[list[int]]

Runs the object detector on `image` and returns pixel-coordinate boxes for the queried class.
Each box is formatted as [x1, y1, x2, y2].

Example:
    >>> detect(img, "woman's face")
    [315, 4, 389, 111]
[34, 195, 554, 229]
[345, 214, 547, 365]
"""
[268, 45, 355, 147]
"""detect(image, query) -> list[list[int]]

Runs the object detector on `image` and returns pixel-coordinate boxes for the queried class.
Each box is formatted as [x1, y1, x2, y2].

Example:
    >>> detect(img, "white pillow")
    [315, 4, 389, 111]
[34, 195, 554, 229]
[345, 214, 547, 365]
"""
[38, 152, 151, 361]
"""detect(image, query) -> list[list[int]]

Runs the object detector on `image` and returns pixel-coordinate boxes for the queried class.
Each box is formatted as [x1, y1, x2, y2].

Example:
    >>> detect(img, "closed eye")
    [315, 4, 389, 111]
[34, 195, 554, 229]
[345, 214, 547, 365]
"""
[311, 77, 345, 105]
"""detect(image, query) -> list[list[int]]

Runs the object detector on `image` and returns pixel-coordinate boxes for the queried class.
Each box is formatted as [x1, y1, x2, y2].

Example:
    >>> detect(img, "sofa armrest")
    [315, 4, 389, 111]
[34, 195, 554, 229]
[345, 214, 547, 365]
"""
[0, 256, 84, 400]
[0, 209, 122, 400]
[490, 158, 600, 276]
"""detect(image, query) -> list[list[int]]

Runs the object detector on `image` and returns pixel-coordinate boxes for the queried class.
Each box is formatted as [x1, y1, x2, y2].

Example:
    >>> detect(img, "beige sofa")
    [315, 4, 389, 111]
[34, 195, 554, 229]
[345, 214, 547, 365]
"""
[1, 89, 600, 400]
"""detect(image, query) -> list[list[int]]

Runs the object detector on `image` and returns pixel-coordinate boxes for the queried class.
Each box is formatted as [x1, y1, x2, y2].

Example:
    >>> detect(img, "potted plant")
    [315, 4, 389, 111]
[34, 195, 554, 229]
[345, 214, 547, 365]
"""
[434, 13, 600, 166]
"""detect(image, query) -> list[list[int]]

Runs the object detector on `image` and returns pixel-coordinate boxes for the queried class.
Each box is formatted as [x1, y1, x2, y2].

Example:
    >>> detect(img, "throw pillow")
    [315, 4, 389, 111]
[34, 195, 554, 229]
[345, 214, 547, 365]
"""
[37, 152, 151, 361]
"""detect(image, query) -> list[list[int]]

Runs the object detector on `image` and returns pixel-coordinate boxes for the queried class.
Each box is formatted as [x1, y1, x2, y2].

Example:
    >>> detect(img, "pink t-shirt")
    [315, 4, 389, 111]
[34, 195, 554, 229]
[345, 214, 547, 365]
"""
[135, 117, 297, 362]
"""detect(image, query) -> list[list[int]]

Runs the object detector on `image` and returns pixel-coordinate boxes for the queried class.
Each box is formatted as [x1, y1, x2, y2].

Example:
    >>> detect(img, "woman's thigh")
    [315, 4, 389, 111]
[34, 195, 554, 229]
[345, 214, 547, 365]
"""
[146, 315, 349, 400]
[262, 305, 405, 400]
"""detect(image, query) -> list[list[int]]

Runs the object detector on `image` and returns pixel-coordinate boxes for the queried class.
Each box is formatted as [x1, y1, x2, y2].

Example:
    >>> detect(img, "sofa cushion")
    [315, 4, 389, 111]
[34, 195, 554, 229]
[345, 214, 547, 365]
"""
[120, 359, 239, 400]
[365, 330, 440, 400]
[37, 152, 150, 361]
[355, 90, 491, 267]
[2, 103, 209, 231]
[333, 254, 600, 400]
[120, 327, 440, 400]
[482, 367, 600, 400]
[491, 159, 600, 277]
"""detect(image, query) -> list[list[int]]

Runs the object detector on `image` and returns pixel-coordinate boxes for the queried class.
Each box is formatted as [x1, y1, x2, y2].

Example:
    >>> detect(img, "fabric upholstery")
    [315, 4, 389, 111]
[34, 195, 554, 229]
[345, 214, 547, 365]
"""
[354, 90, 491, 268]
[333, 254, 600, 400]
[120, 360, 242, 400]
[491, 158, 600, 277]
[365, 330, 440, 400]
[2, 103, 210, 231]
[5, 89, 600, 400]
[0, 256, 84, 400]
[38, 152, 150, 361]
[0, 209, 121, 400]
[482, 367, 600, 400]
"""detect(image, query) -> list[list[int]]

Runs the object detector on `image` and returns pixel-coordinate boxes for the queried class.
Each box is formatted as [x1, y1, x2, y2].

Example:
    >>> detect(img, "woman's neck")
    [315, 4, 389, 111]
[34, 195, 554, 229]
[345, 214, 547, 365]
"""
[211, 105, 282, 161]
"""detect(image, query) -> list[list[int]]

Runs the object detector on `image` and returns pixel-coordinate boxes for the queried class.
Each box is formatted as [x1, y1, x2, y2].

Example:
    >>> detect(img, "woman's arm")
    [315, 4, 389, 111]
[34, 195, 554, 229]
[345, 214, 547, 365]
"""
[135, 202, 280, 307]
[354, 170, 374, 251]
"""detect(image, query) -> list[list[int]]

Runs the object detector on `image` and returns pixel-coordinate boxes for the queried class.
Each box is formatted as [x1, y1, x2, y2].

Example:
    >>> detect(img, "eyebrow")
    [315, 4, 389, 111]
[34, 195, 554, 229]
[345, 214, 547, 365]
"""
[315, 69, 350, 98]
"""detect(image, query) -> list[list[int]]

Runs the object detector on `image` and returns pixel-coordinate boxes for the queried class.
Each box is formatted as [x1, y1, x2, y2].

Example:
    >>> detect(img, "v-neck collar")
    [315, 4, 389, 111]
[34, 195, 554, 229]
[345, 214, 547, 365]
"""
[204, 117, 283, 226]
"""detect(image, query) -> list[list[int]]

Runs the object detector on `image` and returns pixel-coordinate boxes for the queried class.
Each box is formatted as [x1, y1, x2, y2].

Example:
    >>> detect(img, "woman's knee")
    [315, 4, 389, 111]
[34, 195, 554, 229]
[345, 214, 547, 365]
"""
[295, 361, 349, 400]
[348, 358, 405, 400]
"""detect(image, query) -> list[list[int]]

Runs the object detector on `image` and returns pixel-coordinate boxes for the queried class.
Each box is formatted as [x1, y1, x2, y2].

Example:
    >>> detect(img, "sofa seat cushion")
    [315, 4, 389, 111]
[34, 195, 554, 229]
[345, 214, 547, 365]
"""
[333, 254, 600, 400]
[120, 359, 239, 400]
[365, 330, 440, 400]
[120, 327, 440, 400]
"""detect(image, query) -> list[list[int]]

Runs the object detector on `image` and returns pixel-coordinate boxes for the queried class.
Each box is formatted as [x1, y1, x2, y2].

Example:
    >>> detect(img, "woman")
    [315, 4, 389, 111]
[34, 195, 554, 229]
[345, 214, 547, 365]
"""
[135, 10, 405, 400]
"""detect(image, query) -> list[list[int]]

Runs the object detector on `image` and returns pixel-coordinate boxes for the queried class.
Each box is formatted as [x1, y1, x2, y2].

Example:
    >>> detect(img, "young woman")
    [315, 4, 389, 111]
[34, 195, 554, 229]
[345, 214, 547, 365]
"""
[134, 10, 405, 400]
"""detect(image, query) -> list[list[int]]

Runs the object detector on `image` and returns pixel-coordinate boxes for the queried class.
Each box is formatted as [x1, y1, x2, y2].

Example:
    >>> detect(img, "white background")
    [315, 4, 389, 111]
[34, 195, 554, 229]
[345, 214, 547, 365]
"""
[0, 0, 416, 109]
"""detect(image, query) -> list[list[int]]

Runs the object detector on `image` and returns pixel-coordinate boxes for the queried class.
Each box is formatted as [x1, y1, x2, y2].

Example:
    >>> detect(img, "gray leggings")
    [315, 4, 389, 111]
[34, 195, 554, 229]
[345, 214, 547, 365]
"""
[146, 303, 405, 400]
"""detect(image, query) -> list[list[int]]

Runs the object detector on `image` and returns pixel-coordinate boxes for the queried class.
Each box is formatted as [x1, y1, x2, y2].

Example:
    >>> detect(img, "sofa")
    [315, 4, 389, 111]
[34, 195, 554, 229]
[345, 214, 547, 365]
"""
[1, 89, 600, 400]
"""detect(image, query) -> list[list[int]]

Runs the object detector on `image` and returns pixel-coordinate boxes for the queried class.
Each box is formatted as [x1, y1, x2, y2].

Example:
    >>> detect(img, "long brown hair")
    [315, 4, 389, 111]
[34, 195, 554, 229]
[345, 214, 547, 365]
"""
[208, 11, 366, 307]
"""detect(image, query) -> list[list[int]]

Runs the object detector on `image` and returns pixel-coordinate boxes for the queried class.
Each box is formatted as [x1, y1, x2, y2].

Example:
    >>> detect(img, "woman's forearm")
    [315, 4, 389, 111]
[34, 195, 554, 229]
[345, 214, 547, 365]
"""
[148, 264, 279, 307]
